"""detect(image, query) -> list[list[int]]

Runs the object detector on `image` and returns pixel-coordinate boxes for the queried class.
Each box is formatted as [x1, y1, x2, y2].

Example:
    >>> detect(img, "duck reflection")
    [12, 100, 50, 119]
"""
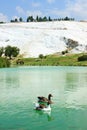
[35, 110, 54, 121]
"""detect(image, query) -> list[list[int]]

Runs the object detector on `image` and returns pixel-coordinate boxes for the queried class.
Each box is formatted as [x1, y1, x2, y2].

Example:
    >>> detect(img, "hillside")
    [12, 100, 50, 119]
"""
[0, 21, 87, 57]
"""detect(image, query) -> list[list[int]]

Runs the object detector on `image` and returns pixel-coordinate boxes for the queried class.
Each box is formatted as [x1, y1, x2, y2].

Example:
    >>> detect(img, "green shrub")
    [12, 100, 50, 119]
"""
[78, 55, 87, 61]
[0, 57, 10, 68]
[62, 51, 65, 55]
[62, 50, 68, 55]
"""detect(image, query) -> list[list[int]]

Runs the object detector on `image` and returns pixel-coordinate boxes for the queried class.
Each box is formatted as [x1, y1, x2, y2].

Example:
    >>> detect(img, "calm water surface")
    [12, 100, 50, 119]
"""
[0, 66, 87, 130]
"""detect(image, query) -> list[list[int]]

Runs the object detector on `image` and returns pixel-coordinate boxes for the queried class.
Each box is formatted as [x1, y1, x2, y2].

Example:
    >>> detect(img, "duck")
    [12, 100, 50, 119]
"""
[38, 94, 53, 104]
[34, 94, 53, 111]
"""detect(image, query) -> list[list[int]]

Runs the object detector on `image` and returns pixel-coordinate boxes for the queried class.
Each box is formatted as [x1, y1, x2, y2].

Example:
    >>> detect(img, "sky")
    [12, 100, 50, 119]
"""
[0, 0, 87, 22]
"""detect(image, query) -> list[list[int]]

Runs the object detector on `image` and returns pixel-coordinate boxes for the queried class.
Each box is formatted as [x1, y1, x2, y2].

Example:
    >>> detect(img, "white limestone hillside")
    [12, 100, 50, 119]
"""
[0, 21, 87, 57]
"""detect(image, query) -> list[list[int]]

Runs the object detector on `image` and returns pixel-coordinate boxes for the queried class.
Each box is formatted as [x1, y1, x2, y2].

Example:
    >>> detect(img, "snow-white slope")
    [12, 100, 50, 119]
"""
[0, 21, 87, 57]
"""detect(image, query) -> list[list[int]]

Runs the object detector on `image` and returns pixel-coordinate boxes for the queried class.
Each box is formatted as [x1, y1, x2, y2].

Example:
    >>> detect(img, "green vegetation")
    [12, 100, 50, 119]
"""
[0, 22, 5, 24]
[0, 45, 20, 68]
[0, 45, 20, 59]
[78, 55, 87, 61]
[10, 16, 75, 23]
[62, 50, 68, 55]
[5, 45, 20, 59]
[0, 57, 10, 68]
[0, 47, 4, 57]
[1, 49, 87, 67]
[12, 53, 87, 66]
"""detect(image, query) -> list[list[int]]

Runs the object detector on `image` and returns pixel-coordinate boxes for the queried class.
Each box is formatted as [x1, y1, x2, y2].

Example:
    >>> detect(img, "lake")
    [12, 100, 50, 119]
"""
[0, 66, 87, 130]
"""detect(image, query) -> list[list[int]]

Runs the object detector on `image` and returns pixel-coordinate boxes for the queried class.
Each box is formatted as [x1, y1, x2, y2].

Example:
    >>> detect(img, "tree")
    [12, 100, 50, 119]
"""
[39, 54, 44, 59]
[38, 17, 42, 22]
[12, 47, 20, 57]
[64, 16, 70, 21]
[27, 16, 34, 22]
[0, 47, 4, 57]
[10, 20, 15, 22]
[48, 16, 52, 21]
[5, 46, 12, 59]
[5, 45, 20, 59]
[43, 16, 47, 21]
[15, 18, 18, 22]
[19, 17, 23, 22]
[36, 15, 39, 22]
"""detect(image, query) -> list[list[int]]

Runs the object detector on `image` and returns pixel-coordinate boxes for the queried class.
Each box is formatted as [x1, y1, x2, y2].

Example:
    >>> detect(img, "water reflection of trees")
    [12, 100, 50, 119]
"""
[65, 73, 79, 91]
[65, 72, 87, 91]
[0, 71, 20, 89]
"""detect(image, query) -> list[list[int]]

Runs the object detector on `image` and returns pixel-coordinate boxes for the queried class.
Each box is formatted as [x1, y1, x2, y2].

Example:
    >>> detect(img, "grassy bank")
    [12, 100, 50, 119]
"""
[12, 53, 87, 66]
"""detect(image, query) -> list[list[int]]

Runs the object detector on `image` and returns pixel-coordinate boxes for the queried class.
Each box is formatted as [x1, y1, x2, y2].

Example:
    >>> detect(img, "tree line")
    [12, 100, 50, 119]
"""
[10, 16, 75, 23]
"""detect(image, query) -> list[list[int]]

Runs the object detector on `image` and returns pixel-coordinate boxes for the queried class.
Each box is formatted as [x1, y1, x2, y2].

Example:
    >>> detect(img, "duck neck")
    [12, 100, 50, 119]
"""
[48, 95, 51, 101]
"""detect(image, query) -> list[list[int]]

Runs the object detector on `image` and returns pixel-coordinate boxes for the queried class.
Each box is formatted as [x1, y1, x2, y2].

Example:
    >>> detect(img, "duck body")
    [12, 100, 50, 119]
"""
[34, 94, 53, 111]
[34, 102, 51, 111]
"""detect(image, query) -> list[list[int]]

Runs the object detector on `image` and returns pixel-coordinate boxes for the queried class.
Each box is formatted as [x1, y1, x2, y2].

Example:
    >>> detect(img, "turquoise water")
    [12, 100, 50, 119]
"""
[0, 66, 87, 130]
